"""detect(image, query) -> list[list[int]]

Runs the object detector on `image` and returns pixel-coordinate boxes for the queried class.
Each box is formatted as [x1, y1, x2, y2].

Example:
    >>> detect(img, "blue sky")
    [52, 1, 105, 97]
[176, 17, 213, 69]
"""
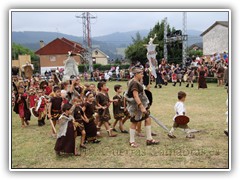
[11, 10, 229, 37]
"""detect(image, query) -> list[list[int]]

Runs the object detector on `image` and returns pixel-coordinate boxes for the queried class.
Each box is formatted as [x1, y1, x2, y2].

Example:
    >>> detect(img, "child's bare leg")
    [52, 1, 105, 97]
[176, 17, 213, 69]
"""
[112, 120, 118, 131]
[122, 116, 129, 124]
[168, 127, 176, 138]
[20, 118, 25, 128]
[94, 113, 99, 125]
[80, 130, 87, 148]
[104, 122, 117, 137]
[38, 113, 43, 126]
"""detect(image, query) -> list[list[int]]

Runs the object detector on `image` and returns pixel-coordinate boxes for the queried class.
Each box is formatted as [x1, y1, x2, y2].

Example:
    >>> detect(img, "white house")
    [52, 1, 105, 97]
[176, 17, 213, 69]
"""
[92, 48, 109, 65]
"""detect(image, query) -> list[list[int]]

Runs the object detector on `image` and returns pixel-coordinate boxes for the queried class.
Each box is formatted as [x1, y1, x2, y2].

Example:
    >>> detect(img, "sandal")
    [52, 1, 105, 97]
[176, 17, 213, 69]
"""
[136, 133, 145, 137]
[109, 134, 117, 137]
[186, 134, 195, 138]
[146, 139, 160, 146]
[80, 144, 87, 149]
[121, 130, 128, 133]
[107, 130, 117, 137]
[129, 142, 139, 148]
[168, 133, 176, 138]
[74, 152, 81, 156]
[92, 139, 101, 143]
[151, 132, 157, 136]
[224, 130, 228, 137]
[55, 151, 61, 156]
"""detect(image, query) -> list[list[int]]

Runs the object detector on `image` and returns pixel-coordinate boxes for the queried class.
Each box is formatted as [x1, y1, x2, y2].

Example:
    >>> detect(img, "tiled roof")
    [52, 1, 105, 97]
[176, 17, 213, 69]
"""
[200, 21, 228, 36]
[35, 38, 85, 55]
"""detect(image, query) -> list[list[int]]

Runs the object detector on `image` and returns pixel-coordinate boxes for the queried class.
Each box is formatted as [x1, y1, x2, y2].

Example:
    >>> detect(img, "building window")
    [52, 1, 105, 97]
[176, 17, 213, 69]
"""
[95, 51, 98, 55]
[93, 57, 96, 64]
[49, 56, 56, 62]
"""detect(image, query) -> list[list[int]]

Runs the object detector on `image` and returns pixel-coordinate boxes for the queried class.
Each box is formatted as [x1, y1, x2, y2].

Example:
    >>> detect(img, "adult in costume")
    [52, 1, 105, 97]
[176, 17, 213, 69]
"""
[62, 51, 79, 82]
[126, 66, 159, 147]
[198, 65, 207, 89]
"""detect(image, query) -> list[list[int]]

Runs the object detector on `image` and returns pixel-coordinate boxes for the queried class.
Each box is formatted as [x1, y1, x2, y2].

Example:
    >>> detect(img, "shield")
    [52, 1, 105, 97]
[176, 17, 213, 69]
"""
[30, 107, 39, 118]
[24, 65, 33, 78]
[175, 115, 190, 125]
[183, 74, 188, 82]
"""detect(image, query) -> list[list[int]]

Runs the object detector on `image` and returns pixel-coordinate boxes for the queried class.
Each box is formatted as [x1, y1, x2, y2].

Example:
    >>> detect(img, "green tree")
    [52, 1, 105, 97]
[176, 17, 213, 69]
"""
[125, 32, 147, 65]
[125, 20, 183, 65]
[188, 49, 203, 57]
[12, 43, 40, 72]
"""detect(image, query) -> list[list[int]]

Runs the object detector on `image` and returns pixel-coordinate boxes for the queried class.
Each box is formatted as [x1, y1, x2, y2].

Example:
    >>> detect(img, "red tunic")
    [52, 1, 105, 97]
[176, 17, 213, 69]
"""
[29, 94, 37, 108]
[45, 86, 52, 96]
[38, 97, 47, 112]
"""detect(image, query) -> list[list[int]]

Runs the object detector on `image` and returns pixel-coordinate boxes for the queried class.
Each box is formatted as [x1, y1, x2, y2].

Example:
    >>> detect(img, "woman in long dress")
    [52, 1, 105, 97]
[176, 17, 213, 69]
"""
[198, 65, 207, 89]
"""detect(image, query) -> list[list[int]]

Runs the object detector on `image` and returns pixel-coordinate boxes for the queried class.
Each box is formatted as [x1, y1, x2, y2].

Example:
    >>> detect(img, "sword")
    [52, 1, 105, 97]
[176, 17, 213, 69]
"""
[149, 114, 169, 132]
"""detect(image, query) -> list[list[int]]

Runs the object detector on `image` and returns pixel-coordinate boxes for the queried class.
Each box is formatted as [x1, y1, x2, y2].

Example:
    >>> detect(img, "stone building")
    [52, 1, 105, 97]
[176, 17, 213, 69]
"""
[200, 21, 229, 55]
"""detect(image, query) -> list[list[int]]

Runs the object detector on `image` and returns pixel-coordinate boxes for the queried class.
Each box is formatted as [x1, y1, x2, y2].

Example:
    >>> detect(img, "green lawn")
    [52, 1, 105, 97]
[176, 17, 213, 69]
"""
[11, 81, 229, 169]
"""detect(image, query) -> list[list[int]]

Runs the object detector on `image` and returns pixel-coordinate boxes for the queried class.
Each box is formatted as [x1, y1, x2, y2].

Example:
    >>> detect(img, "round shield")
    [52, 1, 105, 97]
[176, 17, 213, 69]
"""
[175, 115, 190, 125]
[183, 74, 188, 82]
[30, 107, 39, 118]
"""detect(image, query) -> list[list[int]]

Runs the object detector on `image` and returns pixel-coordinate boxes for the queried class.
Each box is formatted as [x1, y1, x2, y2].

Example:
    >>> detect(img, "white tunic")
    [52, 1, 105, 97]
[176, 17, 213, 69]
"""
[173, 101, 186, 121]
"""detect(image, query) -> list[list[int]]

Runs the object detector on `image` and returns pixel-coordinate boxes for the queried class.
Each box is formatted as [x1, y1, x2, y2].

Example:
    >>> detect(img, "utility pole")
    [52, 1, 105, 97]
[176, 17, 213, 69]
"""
[76, 12, 96, 72]
[182, 12, 188, 67]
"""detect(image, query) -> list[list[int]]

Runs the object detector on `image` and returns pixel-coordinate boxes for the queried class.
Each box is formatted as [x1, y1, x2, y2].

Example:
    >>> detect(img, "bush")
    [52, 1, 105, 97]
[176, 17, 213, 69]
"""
[78, 64, 130, 73]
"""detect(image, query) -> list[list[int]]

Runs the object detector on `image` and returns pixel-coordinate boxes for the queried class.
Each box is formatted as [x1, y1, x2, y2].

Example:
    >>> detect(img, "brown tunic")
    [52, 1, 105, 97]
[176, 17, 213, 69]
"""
[96, 92, 111, 122]
[113, 95, 124, 120]
[127, 79, 149, 123]
[50, 97, 62, 121]
[54, 119, 75, 154]
[84, 102, 97, 140]
[73, 106, 85, 136]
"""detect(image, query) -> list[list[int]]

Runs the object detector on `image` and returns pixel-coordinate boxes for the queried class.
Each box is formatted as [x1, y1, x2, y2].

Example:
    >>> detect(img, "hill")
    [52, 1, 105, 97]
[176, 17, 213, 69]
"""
[11, 30, 202, 59]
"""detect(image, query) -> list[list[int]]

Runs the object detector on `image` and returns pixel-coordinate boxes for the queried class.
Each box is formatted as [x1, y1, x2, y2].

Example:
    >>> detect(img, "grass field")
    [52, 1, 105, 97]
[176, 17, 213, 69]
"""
[11, 81, 229, 169]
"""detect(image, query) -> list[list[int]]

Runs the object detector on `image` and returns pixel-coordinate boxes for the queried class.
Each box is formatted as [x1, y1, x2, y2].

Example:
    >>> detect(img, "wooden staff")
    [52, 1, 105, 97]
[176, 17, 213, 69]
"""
[49, 118, 57, 134]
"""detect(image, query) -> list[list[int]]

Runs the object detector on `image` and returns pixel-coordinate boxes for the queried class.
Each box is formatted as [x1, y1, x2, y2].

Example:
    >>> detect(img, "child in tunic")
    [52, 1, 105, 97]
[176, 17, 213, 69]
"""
[48, 86, 63, 137]
[54, 103, 80, 156]
[36, 89, 47, 126]
[73, 97, 88, 148]
[13, 86, 31, 128]
[83, 90, 101, 143]
[168, 91, 195, 138]
[96, 81, 117, 137]
[112, 84, 128, 133]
